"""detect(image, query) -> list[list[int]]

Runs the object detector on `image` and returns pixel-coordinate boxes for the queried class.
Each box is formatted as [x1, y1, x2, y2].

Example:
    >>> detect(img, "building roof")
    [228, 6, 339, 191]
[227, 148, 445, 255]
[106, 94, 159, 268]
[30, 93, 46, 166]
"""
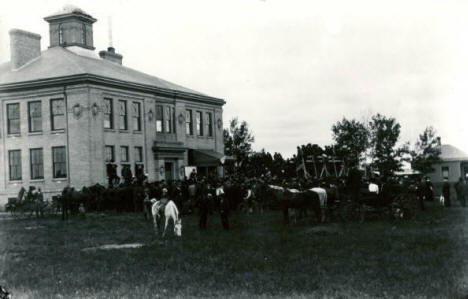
[50, 4, 90, 16]
[440, 144, 468, 162]
[44, 5, 96, 22]
[0, 46, 222, 102]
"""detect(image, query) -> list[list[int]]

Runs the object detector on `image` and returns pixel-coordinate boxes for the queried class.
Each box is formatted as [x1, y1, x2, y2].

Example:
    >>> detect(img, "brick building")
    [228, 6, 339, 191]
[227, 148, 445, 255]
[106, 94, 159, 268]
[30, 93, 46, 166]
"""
[0, 6, 226, 208]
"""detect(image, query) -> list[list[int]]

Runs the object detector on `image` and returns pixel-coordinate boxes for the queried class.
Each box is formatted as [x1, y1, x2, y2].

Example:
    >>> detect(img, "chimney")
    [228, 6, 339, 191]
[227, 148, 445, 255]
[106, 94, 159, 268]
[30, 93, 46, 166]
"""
[99, 47, 123, 65]
[437, 137, 441, 146]
[9, 29, 41, 70]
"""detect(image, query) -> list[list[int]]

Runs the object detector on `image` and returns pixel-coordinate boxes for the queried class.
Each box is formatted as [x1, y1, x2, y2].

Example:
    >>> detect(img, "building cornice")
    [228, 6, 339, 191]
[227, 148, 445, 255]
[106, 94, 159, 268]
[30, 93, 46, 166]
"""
[0, 74, 226, 106]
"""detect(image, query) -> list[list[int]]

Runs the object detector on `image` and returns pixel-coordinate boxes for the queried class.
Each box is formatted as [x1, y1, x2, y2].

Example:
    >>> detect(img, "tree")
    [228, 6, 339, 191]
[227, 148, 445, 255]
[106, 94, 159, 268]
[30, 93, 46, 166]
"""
[246, 149, 273, 177]
[331, 118, 369, 167]
[272, 152, 286, 177]
[368, 113, 403, 177]
[411, 126, 441, 175]
[223, 117, 255, 168]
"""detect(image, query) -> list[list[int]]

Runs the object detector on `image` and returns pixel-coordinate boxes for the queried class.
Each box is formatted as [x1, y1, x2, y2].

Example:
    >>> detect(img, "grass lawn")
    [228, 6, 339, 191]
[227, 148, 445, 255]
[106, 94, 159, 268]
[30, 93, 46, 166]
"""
[0, 202, 467, 298]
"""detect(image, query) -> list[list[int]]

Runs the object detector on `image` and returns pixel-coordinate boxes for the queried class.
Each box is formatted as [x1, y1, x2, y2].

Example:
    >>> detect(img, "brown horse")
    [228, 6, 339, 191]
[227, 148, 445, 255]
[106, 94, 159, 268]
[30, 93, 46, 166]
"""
[268, 185, 321, 225]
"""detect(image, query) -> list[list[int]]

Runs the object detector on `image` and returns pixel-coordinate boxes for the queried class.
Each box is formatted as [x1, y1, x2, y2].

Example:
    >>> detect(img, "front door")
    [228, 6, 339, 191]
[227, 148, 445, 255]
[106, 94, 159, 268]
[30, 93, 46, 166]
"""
[165, 162, 173, 181]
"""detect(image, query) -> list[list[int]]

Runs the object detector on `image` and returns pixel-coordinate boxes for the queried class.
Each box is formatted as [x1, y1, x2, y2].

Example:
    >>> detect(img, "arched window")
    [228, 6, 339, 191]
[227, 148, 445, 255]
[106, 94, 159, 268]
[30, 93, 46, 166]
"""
[58, 24, 63, 45]
[82, 23, 87, 45]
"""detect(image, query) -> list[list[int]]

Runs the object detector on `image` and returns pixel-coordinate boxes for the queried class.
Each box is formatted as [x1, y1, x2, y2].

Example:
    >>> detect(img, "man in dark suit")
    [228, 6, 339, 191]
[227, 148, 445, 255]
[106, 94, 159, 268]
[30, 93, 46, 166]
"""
[424, 177, 434, 201]
[455, 177, 464, 207]
[442, 178, 451, 207]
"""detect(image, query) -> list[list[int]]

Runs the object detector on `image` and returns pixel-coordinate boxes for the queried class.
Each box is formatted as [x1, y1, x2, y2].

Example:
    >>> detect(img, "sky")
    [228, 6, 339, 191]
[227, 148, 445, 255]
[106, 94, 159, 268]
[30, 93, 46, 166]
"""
[0, 0, 467, 158]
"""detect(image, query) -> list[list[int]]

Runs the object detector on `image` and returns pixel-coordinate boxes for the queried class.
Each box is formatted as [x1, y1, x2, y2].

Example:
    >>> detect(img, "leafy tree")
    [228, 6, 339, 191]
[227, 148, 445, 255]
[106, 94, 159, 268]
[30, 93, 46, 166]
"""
[246, 149, 273, 177]
[368, 113, 403, 177]
[272, 152, 286, 177]
[410, 126, 441, 175]
[223, 117, 255, 168]
[331, 118, 369, 167]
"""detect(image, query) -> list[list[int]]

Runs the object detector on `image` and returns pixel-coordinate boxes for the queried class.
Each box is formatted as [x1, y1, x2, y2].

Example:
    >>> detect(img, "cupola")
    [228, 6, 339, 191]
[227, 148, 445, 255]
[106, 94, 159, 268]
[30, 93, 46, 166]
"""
[44, 5, 96, 50]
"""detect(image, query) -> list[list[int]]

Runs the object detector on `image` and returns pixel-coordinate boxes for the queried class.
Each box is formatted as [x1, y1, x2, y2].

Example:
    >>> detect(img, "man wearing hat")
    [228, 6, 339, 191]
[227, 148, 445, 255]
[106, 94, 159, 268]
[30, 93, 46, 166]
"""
[424, 177, 434, 201]
[160, 188, 169, 208]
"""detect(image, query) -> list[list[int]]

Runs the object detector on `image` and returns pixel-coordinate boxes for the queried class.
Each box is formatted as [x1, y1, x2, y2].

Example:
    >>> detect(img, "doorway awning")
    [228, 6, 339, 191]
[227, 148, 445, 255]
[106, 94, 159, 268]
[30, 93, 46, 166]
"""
[191, 150, 233, 166]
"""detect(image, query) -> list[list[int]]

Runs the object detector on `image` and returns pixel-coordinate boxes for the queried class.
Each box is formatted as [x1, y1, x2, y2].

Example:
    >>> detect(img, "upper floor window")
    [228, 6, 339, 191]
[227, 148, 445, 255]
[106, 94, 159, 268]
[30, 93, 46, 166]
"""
[206, 112, 213, 137]
[442, 166, 449, 179]
[119, 100, 128, 130]
[186, 110, 193, 135]
[165, 106, 173, 133]
[132, 102, 141, 131]
[52, 146, 67, 178]
[120, 146, 129, 163]
[8, 150, 21, 181]
[105, 145, 115, 163]
[7, 103, 20, 135]
[196, 111, 203, 136]
[30, 148, 44, 180]
[156, 105, 163, 132]
[28, 101, 42, 133]
[50, 99, 65, 131]
[104, 98, 113, 129]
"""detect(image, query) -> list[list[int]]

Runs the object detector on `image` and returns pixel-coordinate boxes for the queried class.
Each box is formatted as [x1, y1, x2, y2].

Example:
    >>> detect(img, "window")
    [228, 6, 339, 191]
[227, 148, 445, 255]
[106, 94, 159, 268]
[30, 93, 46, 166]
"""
[7, 103, 20, 135]
[28, 101, 42, 132]
[165, 106, 173, 133]
[186, 110, 193, 135]
[52, 146, 67, 178]
[59, 24, 63, 45]
[132, 102, 141, 131]
[50, 99, 65, 131]
[135, 146, 143, 163]
[30, 148, 43, 180]
[82, 23, 86, 45]
[196, 111, 203, 136]
[119, 100, 127, 130]
[156, 105, 163, 132]
[8, 150, 21, 181]
[105, 146, 115, 163]
[206, 112, 213, 137]
[442, 166, 449, 179]
[104, 98, 113, 129]
[172, 107, 176, 133]
[120, 146, 129, 163]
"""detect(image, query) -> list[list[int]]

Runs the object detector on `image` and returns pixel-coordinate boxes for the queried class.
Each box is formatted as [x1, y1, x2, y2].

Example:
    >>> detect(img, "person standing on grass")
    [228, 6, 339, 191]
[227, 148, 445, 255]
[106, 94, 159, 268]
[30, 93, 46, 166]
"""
[442, 178, 451, 207]
[455, 178, 464, 207]
[143, 188, 152, 221]
[198, 182, 210, 230]
[424, 177, 434, 201]
[347, 167, 362, 203]
[417, 177, 426, 211]
[463, 174, 468, 208]
[217, 182, 229, 230]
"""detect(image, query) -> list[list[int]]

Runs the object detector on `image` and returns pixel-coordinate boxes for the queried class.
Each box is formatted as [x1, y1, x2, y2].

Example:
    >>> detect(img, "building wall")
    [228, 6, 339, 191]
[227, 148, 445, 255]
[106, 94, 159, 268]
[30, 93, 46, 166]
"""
[0, 87, 70, 205]
[427, 161, 463, 201]
[0, 84, 224, 210]
[427, 161, 462, 184]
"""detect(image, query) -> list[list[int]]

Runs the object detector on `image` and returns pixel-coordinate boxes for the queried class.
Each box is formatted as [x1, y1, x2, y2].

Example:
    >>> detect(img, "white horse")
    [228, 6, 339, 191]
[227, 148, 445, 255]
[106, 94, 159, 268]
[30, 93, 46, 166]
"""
[151, 199, 182, 237]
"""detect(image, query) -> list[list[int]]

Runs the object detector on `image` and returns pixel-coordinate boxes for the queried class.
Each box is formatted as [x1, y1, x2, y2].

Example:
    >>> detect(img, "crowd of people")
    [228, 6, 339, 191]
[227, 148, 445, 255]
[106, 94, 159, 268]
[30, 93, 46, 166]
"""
[9, 166, 468, 229]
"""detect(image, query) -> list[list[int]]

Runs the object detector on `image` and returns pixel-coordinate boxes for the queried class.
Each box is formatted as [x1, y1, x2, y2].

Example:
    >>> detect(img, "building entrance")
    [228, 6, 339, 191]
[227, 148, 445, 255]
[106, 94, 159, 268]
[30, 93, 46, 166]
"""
[165, 162, 174, 181]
